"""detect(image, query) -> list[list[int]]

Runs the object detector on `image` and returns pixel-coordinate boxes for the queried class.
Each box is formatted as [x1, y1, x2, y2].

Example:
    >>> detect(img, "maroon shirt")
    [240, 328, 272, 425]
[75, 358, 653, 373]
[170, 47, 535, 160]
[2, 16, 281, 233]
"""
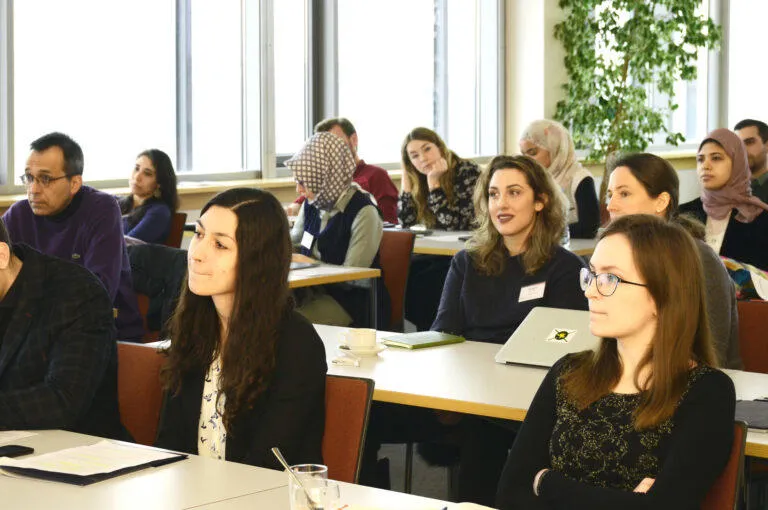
[294, 160, 399, 224]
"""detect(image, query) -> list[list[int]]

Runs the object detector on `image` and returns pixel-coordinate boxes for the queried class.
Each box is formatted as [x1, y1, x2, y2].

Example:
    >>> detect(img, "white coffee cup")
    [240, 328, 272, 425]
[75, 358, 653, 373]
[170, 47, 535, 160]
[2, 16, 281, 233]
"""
[341, 328, 377, 349]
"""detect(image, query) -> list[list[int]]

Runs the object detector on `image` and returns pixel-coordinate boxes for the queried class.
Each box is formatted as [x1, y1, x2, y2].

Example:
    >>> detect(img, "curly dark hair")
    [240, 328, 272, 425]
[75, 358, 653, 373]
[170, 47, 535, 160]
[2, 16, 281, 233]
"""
[160, 187, 293, 432]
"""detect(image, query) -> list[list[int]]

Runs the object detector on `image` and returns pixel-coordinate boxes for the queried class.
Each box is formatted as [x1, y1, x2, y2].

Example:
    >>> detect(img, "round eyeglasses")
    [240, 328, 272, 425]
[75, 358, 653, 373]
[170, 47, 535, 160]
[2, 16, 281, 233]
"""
[579, 267, 647, 297]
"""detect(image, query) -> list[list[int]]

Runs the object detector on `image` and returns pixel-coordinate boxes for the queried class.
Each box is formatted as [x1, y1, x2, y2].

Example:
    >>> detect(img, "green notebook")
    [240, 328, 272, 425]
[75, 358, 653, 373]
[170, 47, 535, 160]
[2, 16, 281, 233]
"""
[381, 331, 465, 349]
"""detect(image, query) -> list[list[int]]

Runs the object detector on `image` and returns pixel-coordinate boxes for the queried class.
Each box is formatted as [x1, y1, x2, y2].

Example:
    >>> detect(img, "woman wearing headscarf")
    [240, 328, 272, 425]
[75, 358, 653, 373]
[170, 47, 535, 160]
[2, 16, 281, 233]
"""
[520, 120, 600, 238]
[287, 132, 388, 327]
[679, 128, 768, 270]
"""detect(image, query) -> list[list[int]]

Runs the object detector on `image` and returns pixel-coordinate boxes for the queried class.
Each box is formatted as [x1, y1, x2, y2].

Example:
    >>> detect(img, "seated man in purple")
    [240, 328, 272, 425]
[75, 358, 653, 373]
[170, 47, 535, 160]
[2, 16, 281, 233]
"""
[3, 132, 144, 341]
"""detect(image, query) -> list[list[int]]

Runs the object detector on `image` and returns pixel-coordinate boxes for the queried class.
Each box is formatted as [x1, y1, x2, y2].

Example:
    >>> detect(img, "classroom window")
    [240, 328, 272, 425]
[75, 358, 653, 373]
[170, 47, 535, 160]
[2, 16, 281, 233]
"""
[337, 0, 502, 163]
[726, 0, 768, 128]
[12, 0, 176, 181]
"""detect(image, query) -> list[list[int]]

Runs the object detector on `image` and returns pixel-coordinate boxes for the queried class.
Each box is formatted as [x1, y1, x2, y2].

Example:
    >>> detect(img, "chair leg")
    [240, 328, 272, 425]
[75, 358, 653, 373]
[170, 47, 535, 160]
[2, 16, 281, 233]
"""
[404, 442, 414, 494]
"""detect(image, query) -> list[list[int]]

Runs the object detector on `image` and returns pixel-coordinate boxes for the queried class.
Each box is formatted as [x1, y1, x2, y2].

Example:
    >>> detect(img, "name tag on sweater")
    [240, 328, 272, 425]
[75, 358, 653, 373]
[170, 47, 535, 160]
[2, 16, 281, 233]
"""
[301, 231, 314, 250]
[519, 282, 546, 302]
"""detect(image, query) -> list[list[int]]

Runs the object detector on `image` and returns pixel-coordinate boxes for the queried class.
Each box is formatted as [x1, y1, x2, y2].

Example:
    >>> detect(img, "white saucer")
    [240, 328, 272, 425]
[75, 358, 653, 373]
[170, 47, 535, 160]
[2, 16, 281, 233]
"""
[337, 343, 387, 357]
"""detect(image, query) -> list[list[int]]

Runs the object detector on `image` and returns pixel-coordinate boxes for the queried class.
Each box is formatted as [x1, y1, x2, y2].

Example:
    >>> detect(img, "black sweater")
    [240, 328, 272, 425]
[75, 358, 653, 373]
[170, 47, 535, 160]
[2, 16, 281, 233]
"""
[431, 247, 588, 344]
[496, 355, 735, 510]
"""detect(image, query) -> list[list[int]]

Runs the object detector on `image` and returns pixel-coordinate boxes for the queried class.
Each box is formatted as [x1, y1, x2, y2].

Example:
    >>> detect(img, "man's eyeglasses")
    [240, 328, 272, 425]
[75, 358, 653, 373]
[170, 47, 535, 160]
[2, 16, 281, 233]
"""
[579, 267, 647, 297]
[20, 173, 69, 187]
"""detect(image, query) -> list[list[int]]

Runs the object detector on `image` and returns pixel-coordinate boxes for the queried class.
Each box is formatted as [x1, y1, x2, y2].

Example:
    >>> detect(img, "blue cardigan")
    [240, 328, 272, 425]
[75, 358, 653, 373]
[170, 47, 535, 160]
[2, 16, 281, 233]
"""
[432, 247, 588, 344]
[122, 200, 172, 244]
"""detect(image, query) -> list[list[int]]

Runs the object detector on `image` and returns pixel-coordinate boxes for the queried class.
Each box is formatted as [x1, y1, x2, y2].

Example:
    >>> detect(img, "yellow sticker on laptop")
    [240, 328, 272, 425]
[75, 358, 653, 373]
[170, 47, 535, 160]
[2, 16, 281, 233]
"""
[546, 328, 577, 343]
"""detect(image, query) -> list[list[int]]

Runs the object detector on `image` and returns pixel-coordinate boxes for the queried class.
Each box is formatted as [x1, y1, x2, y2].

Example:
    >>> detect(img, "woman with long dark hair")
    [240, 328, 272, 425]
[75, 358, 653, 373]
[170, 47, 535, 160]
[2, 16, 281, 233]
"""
[155, 188, 327, 469]
[118, 149, 179, 244]
[497, 215, 735, 509]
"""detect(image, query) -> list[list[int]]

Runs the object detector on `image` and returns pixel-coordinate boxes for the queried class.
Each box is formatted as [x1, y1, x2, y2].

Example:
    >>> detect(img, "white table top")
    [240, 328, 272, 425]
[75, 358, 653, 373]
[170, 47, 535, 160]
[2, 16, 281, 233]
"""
[288, 264, 381, 288]
[195, 482, 452, 510]
[318, 325, 768, 459]
[411, 231, 597, 257]
[1, 430, 288, 510]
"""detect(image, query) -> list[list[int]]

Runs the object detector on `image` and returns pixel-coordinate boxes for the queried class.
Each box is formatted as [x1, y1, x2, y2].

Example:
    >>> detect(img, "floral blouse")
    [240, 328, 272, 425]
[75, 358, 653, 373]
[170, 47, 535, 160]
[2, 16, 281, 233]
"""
[198, 358, 227, 460]
[398, 160, 480, 230]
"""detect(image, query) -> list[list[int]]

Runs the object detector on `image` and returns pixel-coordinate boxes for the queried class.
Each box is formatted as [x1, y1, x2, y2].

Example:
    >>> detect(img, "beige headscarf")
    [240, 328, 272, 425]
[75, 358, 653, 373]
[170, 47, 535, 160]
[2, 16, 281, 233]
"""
[520, 120, 585, 193]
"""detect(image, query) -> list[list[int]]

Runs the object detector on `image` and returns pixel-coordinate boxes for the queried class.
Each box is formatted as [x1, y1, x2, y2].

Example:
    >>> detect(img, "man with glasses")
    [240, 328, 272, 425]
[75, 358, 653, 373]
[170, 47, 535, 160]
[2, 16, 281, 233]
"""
[2, 132, 144, 341]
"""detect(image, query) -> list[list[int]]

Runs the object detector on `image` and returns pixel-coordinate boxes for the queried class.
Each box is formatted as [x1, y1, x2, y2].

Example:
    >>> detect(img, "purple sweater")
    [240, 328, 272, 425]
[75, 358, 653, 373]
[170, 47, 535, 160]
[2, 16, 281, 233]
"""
[3, 186, 145, 340]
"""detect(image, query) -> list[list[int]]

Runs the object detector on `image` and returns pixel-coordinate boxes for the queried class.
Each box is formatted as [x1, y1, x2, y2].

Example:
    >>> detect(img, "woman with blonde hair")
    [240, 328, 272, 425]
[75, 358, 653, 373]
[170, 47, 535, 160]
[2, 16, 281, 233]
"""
[399, 127, 480, 230]
[496, 214, 735, 509]
[520, 120, 600, 238]
[399, 127, 482, 330]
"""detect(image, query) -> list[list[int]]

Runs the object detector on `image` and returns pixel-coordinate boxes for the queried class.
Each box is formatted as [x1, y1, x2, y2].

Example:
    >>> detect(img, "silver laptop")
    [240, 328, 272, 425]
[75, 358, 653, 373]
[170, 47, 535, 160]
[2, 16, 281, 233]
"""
[495, 307, 600, 368]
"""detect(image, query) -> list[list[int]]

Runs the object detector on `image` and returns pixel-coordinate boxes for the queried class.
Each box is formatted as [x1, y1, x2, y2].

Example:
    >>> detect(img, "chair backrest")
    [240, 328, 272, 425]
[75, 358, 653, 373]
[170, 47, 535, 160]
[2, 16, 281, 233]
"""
[737, 300, 768, 374]
[322, 375, 374, 483]
[701, 420, 747, 510]
[116, 342, 165, 446]
[378, 230, 416, 332]
[136, 292, 160, 343]
[164, 212, 188, 249]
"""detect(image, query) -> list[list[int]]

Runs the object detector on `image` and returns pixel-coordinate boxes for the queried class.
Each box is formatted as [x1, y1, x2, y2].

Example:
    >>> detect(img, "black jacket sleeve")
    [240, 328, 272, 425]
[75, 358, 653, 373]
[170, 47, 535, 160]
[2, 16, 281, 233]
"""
[431, 251, 468, 335]
[568, 177, 600, 239]
[496, 357, 568, 510]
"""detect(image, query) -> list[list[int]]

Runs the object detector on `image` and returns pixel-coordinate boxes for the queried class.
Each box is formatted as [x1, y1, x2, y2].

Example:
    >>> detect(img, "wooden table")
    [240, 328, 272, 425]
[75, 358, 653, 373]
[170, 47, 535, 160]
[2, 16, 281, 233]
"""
[409, 230, 597, 257]
[317, 324, 768, 459]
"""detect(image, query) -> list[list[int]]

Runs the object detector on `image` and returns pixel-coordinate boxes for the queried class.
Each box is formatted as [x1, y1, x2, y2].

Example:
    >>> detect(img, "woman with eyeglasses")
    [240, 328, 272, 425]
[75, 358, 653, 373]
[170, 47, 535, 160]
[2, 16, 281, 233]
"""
[679, 128, 768, 270]
[362, 155, 587, 505]
[496, 214, 735, 510]
[117, 149, 179, 244]
[606, 153, 741, 369]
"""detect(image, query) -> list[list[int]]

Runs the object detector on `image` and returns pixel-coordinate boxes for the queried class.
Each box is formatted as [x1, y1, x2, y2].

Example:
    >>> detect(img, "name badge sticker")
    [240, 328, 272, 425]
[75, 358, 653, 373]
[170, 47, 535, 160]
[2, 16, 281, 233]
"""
[301, 231, 314, 251]
[519, 282, 546, 302]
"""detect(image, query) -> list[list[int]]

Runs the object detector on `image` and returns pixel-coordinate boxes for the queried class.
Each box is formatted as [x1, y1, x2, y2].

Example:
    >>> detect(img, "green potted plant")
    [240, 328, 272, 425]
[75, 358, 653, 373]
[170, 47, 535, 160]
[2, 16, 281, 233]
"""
[553, 0, 721, 205]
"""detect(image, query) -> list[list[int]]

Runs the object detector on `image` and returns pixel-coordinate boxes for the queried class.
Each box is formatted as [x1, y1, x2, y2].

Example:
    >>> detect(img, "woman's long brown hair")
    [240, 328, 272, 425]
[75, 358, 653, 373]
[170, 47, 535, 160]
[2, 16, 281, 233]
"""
[401, 127, 461, 228]
[468, 155, 565, 276]
[160, 188, 293, 432]
[562, 214, 717, 429]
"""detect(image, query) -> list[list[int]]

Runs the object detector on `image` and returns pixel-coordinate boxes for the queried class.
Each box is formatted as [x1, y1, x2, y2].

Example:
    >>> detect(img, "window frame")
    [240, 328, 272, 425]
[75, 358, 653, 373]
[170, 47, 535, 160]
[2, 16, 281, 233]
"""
[0, 0, 506, 192]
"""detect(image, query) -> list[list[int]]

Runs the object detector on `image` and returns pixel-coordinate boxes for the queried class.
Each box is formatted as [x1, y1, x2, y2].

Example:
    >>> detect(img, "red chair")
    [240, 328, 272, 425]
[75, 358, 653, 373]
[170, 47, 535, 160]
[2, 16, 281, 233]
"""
[701, 420, 748, 510]
[116, 342, 165, 446]
[378, 231, 416, 332]
[164, 212, 188, 249]
[737, 300, 768, 374]
[322, 375, 374, 483]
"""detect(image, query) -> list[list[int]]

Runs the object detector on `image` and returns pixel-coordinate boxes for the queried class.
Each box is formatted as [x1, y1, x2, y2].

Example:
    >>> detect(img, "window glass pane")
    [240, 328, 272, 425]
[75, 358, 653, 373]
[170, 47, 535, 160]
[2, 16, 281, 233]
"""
[13, 0, 176, 181]
[190, 0, 243, 173]
[274, 0, 307, 155]
[338, 0, 435, 164]
[445, 0, 477, 157]
[727, 0, 768, 127]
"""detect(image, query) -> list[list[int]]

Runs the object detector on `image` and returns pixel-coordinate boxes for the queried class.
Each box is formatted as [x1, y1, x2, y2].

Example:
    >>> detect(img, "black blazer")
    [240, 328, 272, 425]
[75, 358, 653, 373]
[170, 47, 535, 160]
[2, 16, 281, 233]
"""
[679, 198, 768, 270]
[0, 244, 126, 439]
[155, 310, 328, 470]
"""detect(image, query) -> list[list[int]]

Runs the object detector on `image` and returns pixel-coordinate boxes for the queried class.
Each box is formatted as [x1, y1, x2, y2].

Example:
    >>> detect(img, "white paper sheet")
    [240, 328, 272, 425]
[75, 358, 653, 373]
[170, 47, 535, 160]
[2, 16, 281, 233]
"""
[0, 440, 182, 476]
[0, 430, 36, 445]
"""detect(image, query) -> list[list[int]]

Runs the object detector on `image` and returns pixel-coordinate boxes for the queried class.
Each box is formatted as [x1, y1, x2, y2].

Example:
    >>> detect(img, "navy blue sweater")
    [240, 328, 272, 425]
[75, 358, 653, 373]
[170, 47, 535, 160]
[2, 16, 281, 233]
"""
[432, 247, 588, 344]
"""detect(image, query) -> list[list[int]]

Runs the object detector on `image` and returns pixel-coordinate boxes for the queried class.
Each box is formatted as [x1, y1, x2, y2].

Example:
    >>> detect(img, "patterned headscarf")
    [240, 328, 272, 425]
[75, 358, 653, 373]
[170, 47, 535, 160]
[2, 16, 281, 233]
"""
[520, 119, 584, 193]
[699, 128, 768, 223]
[285, 132, 357, 211]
